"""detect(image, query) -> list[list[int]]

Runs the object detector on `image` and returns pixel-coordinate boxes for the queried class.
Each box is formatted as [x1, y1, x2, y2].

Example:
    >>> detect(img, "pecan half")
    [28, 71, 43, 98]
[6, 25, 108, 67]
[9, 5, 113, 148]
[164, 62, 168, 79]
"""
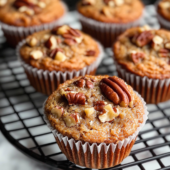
[94, 101, 106, 112]
[74, 79, 86, 88]
[129, 51, 145, 64]
[100, 76, 133, 107]
[74, 78, 94, 89]
[48, 48, 64, 59]
[64, 38, 77, 46]
[66, 92, 86, 105]
[158, 49, 170, 58]
[68, 28, 81, 37]
[86, 50, 96, 56]
[86, 79, 94, 88]
[132, 31, 154, 47]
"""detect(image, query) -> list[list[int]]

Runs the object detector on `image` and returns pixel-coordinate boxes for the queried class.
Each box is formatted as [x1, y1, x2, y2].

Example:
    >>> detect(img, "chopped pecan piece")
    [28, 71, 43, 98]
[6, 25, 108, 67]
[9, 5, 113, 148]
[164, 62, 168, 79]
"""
[104, 0, 124, 6]
[138, 25, 151, 33]
[98, 104, 119, 123]
[86, 50, 96, 56]
[165, 42, 170, 50]
[94, 101, 106, 112]
[65, 92, 86, 105]
[45, 36, 58, 50]
[0, 0, 7, 7]
[158, 49, 170, 58]
[100, 76, 133, 107]
[132, 31, 154, 47]
[48, 48, 64, 59]
[30, 50, 43, 60]
[63, 113, 80, 127]
[129, 51, 145, 64]
[51, 106, 64, 118]
[27, 37, 37, 47]
[85, 107, 95, 118]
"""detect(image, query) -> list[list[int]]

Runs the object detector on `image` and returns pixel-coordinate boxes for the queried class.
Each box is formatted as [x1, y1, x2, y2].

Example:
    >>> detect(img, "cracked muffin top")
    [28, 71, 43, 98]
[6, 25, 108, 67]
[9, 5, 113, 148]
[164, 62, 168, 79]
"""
[77, 0, 144, 23]
[44, 75, 145, 144]
[19, 25, 100, 72]
[0, 0, 65, 27]
[113, 26, 170, 79]
[157, 0, 170, 22]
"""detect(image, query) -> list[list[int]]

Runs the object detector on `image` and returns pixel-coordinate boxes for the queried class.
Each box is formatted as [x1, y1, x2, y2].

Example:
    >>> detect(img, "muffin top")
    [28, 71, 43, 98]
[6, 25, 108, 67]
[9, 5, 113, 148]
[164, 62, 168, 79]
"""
[19, 25, 100, 72]
[45, 75, 145, 144]
[157, 0, 170, 22]
[0, 0, 65, 27]
[114, 26, 170, 79]
[77, 0, 144, 23]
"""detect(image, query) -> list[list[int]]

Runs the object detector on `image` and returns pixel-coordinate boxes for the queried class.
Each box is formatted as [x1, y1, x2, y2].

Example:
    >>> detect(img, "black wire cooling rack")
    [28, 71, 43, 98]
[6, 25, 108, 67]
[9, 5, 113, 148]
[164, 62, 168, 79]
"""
[1, 5, 170, 170]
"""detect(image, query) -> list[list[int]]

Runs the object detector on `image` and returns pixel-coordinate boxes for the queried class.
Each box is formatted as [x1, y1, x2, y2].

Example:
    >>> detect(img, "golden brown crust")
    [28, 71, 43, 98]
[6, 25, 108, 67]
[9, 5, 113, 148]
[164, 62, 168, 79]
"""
[77, 0, 144, 23]
[113, 27, 170, 79]
[157, 0, 170, 22]
[0, 0, 65, 27]
[19, 26, 100, 72]
[45, 75, 145, 144]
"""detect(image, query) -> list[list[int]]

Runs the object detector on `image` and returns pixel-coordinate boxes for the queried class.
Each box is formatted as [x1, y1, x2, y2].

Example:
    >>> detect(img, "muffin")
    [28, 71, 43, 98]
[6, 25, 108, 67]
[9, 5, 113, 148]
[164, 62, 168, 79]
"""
[113, 25, 170, 104]
[44, 75, 148, 169]
[17, 25, 103, 95]
[0, 0, 67, 46]
[156, 0, 170, 30]
[77, 0, 144, 47]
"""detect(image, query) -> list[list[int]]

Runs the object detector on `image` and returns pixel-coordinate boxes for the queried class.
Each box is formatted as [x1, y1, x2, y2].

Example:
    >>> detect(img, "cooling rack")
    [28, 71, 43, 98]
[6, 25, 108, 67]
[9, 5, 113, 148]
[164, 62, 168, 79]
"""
[1, 5, 170, 170]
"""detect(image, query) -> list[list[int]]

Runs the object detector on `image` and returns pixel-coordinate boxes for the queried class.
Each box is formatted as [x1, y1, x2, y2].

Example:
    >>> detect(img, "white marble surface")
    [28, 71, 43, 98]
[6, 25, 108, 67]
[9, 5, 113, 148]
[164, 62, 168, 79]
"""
[0, 132, 54, 170]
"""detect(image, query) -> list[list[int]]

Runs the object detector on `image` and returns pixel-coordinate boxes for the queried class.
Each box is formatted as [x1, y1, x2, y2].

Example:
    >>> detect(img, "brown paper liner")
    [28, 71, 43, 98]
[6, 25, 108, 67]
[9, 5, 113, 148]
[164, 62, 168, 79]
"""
[78, 13, 144, 47]
[0, 2, 67, 47]
[55, 137, 136, 169]
[115, 63, 170, 104]
[17, 40, 104, 96]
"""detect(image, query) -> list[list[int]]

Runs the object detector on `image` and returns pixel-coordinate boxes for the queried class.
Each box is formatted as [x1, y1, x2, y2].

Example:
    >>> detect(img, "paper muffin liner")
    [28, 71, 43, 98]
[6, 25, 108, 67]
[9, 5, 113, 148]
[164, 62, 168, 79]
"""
[43, 92, 148, 169]
[115, 62, 170, 104]
[0, 2, 68, 47]
[78, 12, 144, 47]
[16, 40, 104, 96]
[155, 0, 170, 29]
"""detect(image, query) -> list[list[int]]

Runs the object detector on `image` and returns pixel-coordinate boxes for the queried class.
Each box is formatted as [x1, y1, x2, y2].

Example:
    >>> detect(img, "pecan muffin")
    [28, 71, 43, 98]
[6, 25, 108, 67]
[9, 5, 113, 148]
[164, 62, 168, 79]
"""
[44, 75, 148, 169]
[156, 0, 170, 30]
[17, 25, 103, 95]
[0, 0, 67, 46]
[113, 25, 170, 103]
[77, 0, 144, 47]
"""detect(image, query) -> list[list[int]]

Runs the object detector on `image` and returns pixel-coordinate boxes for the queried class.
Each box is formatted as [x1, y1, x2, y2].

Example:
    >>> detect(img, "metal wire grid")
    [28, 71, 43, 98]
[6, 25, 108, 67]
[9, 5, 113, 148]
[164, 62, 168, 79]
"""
[0, 5, 170, 170]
